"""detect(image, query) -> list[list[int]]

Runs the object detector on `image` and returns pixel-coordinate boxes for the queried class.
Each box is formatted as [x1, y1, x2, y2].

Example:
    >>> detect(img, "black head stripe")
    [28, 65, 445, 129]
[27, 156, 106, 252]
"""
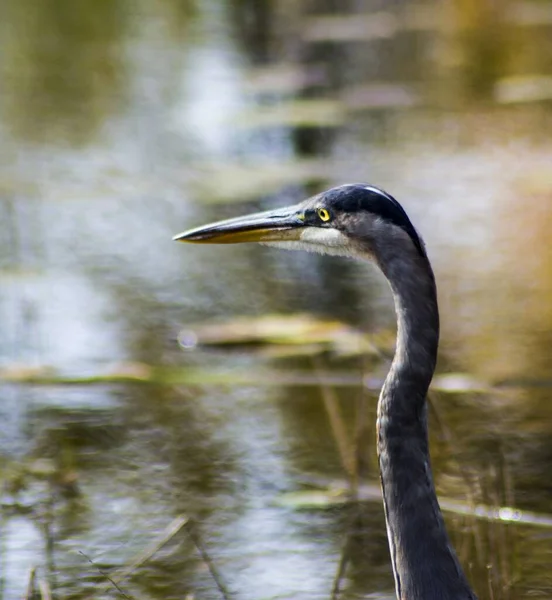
[324, 184, 426, 257]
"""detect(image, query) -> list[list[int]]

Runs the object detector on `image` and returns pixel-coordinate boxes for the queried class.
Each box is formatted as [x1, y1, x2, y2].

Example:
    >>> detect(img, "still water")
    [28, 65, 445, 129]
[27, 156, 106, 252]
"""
[1, 1, 552, 598]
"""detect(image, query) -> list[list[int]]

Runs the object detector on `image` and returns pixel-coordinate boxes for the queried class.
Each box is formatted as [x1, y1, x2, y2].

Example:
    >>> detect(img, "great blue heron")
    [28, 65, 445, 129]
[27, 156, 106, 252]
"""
[174, 184, 477, 600]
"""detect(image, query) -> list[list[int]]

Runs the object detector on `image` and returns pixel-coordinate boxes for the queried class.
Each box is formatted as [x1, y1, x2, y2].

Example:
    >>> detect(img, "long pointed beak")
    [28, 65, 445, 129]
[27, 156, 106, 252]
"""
[173, 205, 306, 244]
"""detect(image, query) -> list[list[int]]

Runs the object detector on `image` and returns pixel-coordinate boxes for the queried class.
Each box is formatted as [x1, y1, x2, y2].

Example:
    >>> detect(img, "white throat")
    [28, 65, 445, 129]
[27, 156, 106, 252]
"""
[261, 227, 354, 257]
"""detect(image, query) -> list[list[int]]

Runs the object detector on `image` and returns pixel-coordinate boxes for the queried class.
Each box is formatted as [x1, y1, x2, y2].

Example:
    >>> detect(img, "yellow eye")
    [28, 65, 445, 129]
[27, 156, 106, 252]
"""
[317, 208, 331, 222]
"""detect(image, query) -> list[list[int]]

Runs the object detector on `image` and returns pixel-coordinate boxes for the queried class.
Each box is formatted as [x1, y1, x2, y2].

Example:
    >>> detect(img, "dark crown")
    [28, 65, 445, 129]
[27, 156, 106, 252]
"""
[323, 184, 425, 257]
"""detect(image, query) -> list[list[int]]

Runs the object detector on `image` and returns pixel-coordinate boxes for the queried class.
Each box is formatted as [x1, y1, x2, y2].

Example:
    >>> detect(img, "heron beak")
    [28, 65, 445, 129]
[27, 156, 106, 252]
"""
[173, 205, 306, 244]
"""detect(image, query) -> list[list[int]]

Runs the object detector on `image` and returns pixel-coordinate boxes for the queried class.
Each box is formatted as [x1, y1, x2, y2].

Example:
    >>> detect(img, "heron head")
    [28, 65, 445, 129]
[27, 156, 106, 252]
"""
[173, 184, 426, 260]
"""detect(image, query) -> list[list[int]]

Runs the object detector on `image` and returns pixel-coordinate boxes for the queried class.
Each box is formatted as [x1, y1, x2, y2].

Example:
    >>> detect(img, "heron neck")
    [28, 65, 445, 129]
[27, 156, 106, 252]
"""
[376, 250, 476, 600]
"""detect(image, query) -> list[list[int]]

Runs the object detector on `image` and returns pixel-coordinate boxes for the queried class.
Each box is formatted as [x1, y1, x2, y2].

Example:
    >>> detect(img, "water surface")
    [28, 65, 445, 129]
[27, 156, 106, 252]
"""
[1, 1, 552, 598]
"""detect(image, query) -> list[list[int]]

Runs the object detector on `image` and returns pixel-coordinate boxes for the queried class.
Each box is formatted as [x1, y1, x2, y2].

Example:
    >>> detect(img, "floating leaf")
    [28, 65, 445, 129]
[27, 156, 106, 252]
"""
[302, 8, 442, 43]
[233, 99, 345, 129]
[191, 159, 331, 203]
[179, 313, 379, 357]
[507, 2, 552, 26]
[432, 373, 490, 394]
[243, 64, 326, 95]
[255, 344, 330, 359]
[342, 82, 420, 111]
[275, 482, 381, 509]
[0, 364, 55, 381]
[107, 361, 154, 381]
[495, 75, 552, 104]
[276, 482, 552, 528]
[180, 313, 344, 345]
[25, 458, 57, 478]
[0, 364, 362, 387]
[303, 13, 398, 42]
[274, 489, 350, 509]
[0, 360, 513, 395]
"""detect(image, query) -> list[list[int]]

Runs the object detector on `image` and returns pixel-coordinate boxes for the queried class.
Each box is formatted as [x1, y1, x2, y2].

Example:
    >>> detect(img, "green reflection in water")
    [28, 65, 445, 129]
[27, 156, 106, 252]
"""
[0, 0, 199, 145]
[2, 0, 126, 143]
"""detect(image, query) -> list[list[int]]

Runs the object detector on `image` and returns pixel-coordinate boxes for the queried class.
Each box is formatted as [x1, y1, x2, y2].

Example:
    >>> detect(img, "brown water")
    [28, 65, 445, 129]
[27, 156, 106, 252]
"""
[2, 1, 552, 598]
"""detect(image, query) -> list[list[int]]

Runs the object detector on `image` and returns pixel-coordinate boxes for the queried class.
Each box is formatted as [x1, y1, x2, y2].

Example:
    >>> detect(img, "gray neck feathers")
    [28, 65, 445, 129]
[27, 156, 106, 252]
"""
[375, 241, 476, 600]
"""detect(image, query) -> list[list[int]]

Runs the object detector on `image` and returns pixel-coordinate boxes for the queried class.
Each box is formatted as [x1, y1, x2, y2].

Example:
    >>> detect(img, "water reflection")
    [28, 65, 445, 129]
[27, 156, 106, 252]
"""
[1, 0, 552, 598]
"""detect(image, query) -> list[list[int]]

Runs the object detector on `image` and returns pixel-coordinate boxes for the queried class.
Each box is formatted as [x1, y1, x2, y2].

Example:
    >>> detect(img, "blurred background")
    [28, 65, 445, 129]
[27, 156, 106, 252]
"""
[1, 0, 552, 598]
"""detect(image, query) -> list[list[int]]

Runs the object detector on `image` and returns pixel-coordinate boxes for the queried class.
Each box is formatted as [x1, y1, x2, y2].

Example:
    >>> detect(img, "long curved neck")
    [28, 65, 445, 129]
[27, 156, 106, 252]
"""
[376, 248, 476, 600]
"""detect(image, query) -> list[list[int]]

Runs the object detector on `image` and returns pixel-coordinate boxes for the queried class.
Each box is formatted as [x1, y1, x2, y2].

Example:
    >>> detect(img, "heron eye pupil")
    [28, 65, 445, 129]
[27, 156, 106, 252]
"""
[317, 208, 330, 222]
